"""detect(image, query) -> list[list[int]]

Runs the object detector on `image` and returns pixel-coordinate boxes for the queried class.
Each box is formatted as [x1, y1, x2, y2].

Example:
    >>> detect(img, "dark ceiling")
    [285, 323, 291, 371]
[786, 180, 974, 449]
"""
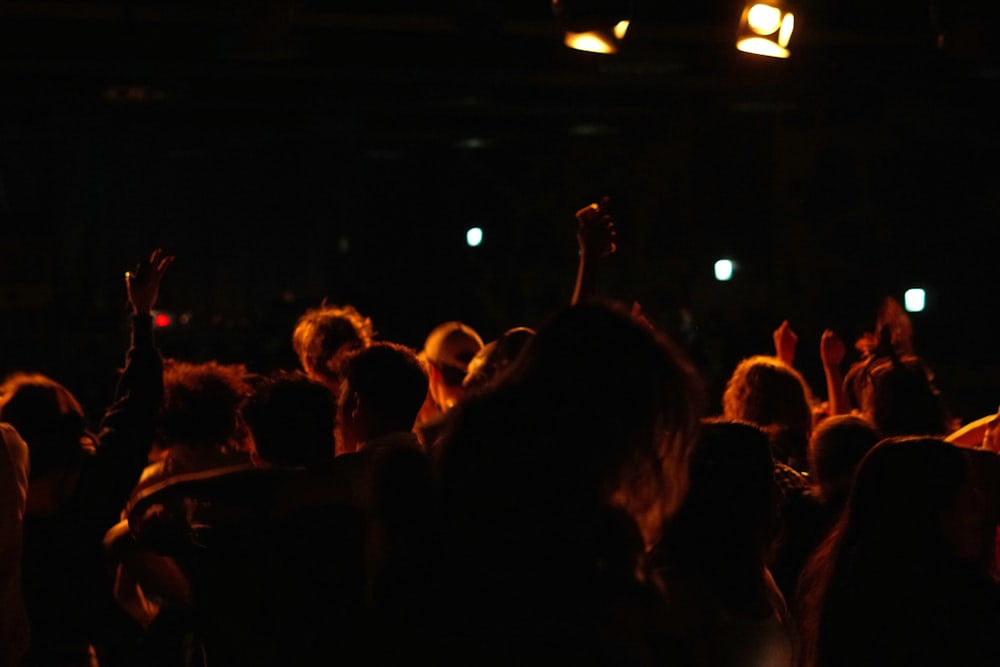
[2, 0, 999, 134]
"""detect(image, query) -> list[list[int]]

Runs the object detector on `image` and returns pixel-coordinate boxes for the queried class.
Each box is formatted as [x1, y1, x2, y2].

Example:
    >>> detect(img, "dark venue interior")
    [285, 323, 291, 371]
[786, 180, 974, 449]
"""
[2, 0, 999, 420]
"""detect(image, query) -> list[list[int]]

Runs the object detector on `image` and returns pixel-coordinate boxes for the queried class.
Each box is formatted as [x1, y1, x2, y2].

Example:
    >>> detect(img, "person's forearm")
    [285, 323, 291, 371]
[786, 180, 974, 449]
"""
[824, 365, 849, 416]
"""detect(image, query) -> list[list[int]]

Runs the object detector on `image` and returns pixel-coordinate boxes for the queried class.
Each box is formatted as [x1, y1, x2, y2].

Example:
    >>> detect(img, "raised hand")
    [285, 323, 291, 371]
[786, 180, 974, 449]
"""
[820, 329, 846, 369]
[773, 320, 798, 366]
[125, 248, 174, 315]
[575, 196, 617, 260]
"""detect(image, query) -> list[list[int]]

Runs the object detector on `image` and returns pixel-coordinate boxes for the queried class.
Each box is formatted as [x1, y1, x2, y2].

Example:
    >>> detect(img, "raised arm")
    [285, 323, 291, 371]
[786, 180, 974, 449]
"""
[571, 196, 616, 305]
[79, 249, 174, 524]
[820, 329, 849, 417]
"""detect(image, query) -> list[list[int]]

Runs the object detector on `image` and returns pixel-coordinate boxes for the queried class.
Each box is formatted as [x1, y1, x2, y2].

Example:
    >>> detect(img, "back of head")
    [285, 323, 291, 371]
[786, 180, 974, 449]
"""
[855, 354, 951, 438]
[291, 302, 374, 391]
[341, 341, 429, 434]
[722, 355, 815, 465]
[843, 436, 966, 562]
[160, 359, 251, 449]
[482, 299, 706, 539]
[660, 418, 778, 568]
[808, 414, 880, 505]
[242, 370, 336, 467]
[799, 436, 973, 667]
[431, 299, 706, 637]
[0, 372, 90, 478]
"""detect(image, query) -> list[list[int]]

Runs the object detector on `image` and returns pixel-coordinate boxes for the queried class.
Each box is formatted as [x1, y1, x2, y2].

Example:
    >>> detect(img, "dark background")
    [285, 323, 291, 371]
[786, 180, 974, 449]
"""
[1, 0, 999, 424]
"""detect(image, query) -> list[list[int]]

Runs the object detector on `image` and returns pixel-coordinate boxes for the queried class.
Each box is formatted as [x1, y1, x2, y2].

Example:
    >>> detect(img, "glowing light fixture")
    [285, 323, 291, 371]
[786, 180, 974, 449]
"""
[736, 1, 795, 59]
[553, 1, 632, 54]
[904, 288, 926, 313]
[466, 227, 484, 247]
[714, 259, 735, 282]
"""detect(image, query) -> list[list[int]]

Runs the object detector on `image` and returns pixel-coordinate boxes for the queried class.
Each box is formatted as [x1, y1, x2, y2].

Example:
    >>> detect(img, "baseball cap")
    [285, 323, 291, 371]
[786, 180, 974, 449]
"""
[422, 321, 485, 387]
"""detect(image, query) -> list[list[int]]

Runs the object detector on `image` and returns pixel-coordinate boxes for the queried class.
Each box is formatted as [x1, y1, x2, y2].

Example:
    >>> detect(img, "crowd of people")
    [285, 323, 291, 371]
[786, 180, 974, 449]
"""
[1, 200, 999, 667]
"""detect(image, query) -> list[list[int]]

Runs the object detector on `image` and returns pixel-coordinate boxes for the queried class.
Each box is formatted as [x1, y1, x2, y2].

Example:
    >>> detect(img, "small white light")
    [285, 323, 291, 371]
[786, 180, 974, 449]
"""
[466, 227, 484, 247]
[338, 236, 350, 254]
[904, 288, 926, 313]
[714, 259, 734, 281]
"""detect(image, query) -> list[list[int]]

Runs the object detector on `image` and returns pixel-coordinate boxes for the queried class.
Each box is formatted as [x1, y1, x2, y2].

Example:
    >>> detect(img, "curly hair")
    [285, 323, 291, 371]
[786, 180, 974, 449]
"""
[159, 359, 251, 449]
[722, 355, 817, 466]
[291, 302, 375, 390]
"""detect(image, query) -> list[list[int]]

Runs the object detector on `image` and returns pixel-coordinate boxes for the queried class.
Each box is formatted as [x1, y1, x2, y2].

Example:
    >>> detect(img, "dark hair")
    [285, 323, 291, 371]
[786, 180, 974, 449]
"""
[444, 299, 706, 544]
[242, 370, 336, 467]
[797, 436, 973, 667]
[654, 417, 779, 586]
[848, 350, 951, 438]
[808, 414, 880, 505]
[341, 341, 429, 432]
[0, 372, 92, 478]
[159, 359, 251, 448]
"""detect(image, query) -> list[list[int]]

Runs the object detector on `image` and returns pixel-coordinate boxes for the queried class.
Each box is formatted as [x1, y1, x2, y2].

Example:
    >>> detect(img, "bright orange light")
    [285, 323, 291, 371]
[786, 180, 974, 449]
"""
[736, 36, 790, 58]
[747, 4, 782, 35]
[778, 13, 794, 47]
[564, 30, 617, 54]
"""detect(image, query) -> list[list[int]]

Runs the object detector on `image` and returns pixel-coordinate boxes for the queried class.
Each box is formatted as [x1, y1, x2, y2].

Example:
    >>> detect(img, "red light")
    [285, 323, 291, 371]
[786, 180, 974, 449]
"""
[153, 312, 173, 328]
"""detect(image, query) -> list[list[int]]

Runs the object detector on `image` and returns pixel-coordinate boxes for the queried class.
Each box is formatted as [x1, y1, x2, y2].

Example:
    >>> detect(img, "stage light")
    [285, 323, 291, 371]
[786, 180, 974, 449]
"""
[714, 259, 735, 282]
[904, 288, 926, 312]
[152, 310, 175, 329]
[466, 227, 484, 247]
[552, 0, 632, 54]
[737, 1, 795, 58]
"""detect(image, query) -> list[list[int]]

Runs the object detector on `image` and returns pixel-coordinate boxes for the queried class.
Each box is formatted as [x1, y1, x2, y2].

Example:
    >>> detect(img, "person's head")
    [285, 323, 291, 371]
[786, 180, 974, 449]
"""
[485, 299, 706, 546]
[291, 302, 374, 392]
[798, 436, 986, 667]
[159, 359, 251, 451]
[420, 321, 484, 414]
[849, 353, 952, 438]
[844, 436, 987, 562]
[241, 369, 337, 468]
[462, 326, 535, 395]
[337, 341, 429, 454]
[722, 354, 816, 469]
[657, 417, 779, 572]
[0, 372, 92, 479]
[808, 414, 880, 508]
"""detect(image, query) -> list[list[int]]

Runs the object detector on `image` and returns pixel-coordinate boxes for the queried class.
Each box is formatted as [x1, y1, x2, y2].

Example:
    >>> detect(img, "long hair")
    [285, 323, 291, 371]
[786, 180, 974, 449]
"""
[797, 436, 975, 667]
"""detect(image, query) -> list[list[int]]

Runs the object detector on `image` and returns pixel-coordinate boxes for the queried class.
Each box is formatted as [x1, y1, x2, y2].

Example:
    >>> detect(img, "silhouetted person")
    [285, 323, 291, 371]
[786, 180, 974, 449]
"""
[427, 298, 706, 666]
[797, 437, 1000, 667]
[651, 418, 796, 667]
[0, 249, 171, 667]
[329, 340, 433, 658]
